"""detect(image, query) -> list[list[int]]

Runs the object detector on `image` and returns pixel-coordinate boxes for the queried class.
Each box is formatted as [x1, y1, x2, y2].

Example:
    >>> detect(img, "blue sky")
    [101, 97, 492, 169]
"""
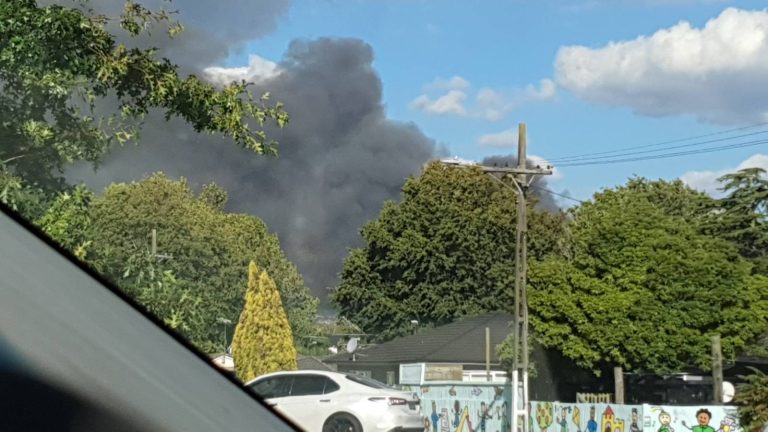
[210, 0, 768, 203]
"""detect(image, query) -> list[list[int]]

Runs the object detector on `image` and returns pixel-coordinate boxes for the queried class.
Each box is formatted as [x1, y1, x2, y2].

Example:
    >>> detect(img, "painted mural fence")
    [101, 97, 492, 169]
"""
[403, 388, 746, 432]
[407, 383, 514, 432]
[641, 405, 739, 432]
[529, 402, 741, 432]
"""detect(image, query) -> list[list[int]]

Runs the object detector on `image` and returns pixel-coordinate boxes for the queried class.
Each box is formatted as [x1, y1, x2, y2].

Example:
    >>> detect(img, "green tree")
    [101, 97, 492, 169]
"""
[705, 168, 768, 274]
[86, 174, 317, 352]
[734, 367, 768, 432]
[232, 262, 298, 382]
[0, 0, 287, 188]
[332, 161, 568, 341]
[35, 185, 94, 258]
[0, 168, 50, 221]
[130, 265, 207, 339]
[528, 180, 768, 374]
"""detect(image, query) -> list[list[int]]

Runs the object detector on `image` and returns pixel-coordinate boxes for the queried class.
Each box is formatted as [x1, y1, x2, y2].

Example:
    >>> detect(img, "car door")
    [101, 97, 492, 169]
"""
[279, 374, 342, 431]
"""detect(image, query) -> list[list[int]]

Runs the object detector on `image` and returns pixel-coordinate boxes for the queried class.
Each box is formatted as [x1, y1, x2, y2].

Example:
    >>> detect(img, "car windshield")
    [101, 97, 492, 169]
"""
[2, 1, 768, 432]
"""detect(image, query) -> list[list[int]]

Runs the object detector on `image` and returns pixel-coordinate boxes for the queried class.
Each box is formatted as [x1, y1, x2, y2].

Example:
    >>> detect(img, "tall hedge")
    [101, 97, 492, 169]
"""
[232, 262, 298, 382]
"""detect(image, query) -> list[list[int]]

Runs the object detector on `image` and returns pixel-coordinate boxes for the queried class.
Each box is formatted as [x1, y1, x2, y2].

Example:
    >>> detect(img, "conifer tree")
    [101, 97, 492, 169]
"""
[232, 262, 298, 382]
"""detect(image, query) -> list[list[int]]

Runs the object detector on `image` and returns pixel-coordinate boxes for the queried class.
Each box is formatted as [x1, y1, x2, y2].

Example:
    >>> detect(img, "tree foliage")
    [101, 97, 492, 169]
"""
[85, 173, 317, 352]
[232, 262, 298, 382]
[528, 178, 768, 374]
[35, 184, 93, 258]
[0, 0, 287, 187]
[734, 367, 768, 432]
[332, 161, 568, 341]
[705, 168, 768, 274]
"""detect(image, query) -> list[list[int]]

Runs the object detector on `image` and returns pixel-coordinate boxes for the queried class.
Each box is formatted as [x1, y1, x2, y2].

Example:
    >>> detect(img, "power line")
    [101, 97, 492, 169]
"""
[556, 138, 768, 167]
[533, 185, 586, 204]
[547, 121, 768, 163]
[549, 130, 768, 164]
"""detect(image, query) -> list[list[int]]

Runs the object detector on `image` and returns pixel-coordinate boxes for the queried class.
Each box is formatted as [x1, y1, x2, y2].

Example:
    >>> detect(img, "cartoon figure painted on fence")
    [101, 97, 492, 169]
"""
[657, 409, 675, 432]
[644, 405, 741, 432]
[588, 406, 598, 432]
[537, 402, 555, 432]
[717, 416, 737, 432]
[477, 402, 493, 432]
[453, 400, 462, 428]
[572, 406, 582, 432]
[682, 409, 716, 432]
[629, 408, 640, 432]
[497, 401, 510, 432]
[557, 406, 570, 432]
[430, 402, 440, 432]
[441, 408, 451, 432]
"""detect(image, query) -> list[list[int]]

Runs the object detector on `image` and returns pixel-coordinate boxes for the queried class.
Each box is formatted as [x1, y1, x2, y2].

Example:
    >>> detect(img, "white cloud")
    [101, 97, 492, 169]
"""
[680, 153, 768, 195]
[409, 90, 468, 115]
[526, 79, 557, 101]
[410, 77, 556, 121]
[203, 55, 281, 87]
[477, 128, 518, 148]
[555, 8, 768, 124]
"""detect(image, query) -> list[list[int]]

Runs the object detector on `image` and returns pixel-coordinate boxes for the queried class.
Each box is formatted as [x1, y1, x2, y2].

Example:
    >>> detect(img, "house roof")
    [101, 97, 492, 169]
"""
[325, 312, 513, 366]
[297, 356, 334, 371]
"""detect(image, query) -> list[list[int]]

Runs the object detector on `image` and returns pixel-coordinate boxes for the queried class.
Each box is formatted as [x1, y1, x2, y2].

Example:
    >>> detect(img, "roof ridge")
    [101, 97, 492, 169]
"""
[419, 312, 506, 361]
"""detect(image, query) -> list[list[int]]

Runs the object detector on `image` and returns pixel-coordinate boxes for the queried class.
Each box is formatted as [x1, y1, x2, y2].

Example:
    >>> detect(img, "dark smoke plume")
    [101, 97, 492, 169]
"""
[68, 37, 437, 309]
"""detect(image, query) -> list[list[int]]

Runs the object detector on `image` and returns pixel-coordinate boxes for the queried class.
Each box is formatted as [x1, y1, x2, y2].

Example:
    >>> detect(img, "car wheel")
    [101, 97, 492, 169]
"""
[322, 413, 362, 432]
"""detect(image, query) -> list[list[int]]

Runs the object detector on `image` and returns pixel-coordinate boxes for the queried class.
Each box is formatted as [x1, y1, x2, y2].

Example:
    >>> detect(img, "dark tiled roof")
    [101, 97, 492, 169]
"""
[298, 355, 334, 371]
[325, 312, 512, 365]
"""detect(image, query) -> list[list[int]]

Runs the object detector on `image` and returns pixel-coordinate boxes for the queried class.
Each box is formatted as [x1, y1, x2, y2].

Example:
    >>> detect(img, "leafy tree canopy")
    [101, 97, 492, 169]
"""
[0, 0, 287, 188]
[734, 367, 768, 432]
[332, 161, 568, 341]
[529, 178, 768, 374]
[84, 173, 317, 352]
[705, 168, 768, 274]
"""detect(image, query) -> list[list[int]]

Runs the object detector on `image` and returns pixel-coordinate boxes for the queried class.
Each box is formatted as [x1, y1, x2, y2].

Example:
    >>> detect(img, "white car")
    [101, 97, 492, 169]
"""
[245, 370, 423, 432]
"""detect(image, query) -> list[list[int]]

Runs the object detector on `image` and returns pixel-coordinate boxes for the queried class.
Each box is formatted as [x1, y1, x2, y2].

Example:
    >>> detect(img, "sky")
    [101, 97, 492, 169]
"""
[207, 0, 768, 203]
[68, 0, 768, 307]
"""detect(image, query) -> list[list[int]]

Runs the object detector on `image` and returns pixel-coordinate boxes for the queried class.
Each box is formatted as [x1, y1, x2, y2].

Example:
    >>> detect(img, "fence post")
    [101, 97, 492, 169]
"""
[614, 366, 625, 404]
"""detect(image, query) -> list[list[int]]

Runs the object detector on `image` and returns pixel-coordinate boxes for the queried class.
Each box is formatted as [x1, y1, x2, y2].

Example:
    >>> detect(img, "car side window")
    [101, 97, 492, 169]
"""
[250, 376, 293, 399]
[289, 375, 327, 396]
[322, 377, 340, 394]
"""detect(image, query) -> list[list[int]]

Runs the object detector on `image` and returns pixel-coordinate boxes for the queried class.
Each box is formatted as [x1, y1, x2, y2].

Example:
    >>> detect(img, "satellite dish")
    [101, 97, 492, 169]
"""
[723, 381, 735, 403]
[346, 337, 359, 353]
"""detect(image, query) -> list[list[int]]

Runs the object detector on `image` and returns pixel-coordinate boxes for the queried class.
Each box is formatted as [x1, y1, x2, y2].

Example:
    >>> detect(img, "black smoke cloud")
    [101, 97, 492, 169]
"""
[44, 0, 291, 72]
[68, 37, 438, 309]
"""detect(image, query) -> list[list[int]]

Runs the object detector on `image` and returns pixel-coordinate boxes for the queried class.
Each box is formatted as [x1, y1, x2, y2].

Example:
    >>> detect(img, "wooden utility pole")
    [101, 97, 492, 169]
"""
[614, 367, 625, 404]
[481, 124, 551, 432]
[486, 327, 491, 382]
[712, 335, 723, 404]
[440, 123, 552, 432]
